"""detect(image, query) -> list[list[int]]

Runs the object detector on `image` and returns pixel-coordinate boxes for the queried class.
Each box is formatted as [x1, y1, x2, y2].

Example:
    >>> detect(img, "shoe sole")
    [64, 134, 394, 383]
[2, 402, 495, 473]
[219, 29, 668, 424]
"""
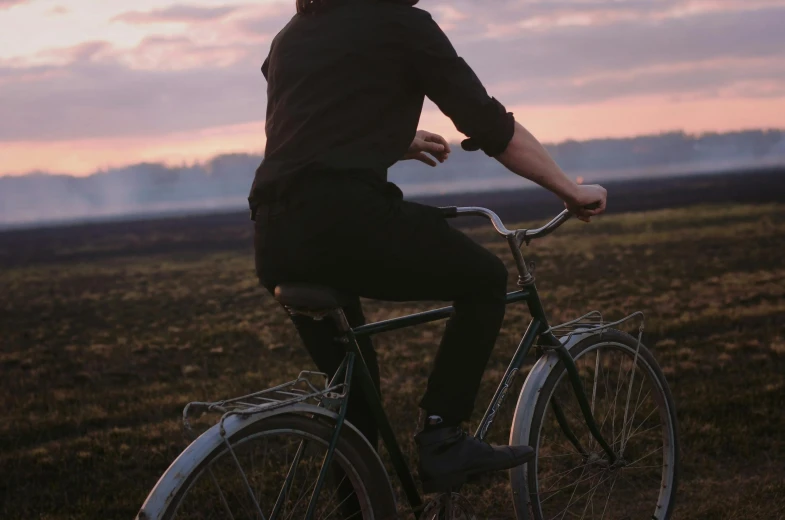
[420, 450, 535, 494]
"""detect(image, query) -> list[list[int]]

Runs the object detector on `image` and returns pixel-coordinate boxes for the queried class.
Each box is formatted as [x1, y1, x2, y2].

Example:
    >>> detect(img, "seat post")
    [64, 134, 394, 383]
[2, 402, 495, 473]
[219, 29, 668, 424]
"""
[329, 309, 352, 333]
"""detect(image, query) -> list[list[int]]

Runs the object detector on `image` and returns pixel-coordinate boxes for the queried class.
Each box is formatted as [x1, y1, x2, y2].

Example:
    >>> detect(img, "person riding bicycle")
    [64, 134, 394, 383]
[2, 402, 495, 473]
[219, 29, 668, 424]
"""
[249, 0, 607, 492]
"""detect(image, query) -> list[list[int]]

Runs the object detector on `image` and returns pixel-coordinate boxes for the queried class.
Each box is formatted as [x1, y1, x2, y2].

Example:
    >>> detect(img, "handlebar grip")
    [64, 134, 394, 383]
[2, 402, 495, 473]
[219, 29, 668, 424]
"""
[439, 206, 458, 218]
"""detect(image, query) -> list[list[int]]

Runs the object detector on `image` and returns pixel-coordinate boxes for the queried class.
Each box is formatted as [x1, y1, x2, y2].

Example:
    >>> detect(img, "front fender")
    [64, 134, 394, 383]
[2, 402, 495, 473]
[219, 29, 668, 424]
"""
[508, 330, 597, 519]
[136, 403, 386, 520]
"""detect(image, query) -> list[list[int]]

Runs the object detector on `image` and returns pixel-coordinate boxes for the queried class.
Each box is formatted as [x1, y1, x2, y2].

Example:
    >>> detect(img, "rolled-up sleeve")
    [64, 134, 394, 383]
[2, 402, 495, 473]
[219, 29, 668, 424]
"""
[404, 11, 515, 157]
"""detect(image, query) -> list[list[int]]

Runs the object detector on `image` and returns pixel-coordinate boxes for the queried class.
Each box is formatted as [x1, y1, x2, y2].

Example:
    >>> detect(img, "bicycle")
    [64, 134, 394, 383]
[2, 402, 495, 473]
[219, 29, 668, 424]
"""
[137, 205, 679, 520]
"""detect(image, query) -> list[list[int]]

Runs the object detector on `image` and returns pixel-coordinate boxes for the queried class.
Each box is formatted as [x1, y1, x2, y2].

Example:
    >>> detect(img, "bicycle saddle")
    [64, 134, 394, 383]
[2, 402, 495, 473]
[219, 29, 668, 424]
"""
[274, 283, 353, 310]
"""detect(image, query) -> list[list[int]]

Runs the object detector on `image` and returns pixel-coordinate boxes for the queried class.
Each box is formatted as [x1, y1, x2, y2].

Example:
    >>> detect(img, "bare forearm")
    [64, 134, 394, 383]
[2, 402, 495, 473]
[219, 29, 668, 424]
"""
[495, 122, 579, 204]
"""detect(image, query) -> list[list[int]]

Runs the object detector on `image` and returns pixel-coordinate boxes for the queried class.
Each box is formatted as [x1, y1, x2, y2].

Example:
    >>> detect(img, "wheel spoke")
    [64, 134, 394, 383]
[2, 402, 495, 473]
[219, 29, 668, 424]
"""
[623, 422, 661, 446]
[617, 406, 659, 447]
[270, 441, 306, 520]
[539, 452, 585, 460]
[550, 471, 615, 520]
[539, 462, 589, 491]
[610, 352, 625, 450]
[599, 473, 619, 520]
[223, 437, 268, 520]
[320, 474, 348, 511]
[552, 464, 588, 518]
[579, 472, 603, 519]
[540, 466, 594, 503]
[620, 355, 641, 456]
[284, 462, 317, 520]
[595, 357, 617, 450]
[319, 478, 356, 520]
[623, 366, 649, 449]
[624, 444, 663, 468]
[208, 466, 237, 520]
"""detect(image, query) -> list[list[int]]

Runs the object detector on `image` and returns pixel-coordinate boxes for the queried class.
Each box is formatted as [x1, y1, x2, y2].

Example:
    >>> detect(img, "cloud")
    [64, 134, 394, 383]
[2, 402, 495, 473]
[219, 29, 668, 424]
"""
[53, 40, 114, 63]
[0, 1, 784, 144]
[0, 0, 27, 11]
[0, 45, 266, 141]
[430, 0, 785, 32]
[232, 5, 297, 36]
[113, 4, 240, 24]
[451, 6, 785, 105]
[120, 35, 254, 70]
[0, 0, 27, 9]
[0, 3, 296, 141]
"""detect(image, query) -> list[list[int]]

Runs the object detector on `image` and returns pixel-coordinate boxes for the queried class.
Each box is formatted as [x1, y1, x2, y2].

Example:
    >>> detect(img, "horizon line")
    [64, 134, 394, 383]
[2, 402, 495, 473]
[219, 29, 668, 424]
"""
[2, 125, 784, 180]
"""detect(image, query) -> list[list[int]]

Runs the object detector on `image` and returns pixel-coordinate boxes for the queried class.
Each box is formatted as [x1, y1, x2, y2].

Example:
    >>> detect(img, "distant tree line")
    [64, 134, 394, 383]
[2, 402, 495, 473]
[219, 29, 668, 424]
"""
[1, 129, 783, 226]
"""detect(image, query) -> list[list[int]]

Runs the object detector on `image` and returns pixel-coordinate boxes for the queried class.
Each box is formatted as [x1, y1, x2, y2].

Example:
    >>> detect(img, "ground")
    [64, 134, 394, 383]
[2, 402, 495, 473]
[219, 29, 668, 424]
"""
[1, 203, 784, 519]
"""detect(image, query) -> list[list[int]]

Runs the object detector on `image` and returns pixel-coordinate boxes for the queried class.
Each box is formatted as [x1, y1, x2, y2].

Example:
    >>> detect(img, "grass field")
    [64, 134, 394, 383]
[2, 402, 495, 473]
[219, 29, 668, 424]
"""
[1, 203, 784, 519]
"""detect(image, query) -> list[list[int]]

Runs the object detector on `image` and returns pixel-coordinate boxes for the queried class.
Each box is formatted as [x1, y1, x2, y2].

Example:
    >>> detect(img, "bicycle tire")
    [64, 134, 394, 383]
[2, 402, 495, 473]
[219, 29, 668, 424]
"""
[524, 329, 679, 520]
[146, 413, 397, 520]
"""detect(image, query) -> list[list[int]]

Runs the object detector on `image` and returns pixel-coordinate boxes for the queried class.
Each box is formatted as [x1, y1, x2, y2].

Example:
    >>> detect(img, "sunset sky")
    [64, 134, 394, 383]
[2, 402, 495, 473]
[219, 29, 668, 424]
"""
[1, 0, 784, 176]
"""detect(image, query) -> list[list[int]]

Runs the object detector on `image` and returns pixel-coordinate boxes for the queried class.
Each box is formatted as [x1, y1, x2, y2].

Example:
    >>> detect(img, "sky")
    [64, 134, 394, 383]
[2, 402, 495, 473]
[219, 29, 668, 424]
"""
[1, 0, 784, 177]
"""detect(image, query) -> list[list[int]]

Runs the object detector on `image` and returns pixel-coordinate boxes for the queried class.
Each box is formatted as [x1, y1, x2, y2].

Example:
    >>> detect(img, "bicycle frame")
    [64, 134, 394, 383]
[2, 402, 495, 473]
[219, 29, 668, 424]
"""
[345, 286, 551, 515]
[292, 207, 618, 519]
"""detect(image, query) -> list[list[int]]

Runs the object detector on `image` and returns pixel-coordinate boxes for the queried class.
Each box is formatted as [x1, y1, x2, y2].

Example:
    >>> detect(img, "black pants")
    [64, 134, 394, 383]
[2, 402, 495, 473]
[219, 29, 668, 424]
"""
[254, 175, 508, 447]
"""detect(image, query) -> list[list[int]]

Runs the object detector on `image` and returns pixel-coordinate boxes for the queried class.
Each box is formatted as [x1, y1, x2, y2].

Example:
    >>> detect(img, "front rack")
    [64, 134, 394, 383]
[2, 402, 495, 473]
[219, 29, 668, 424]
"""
[543, 309, 645, 344]
[182, 369, 347, 439]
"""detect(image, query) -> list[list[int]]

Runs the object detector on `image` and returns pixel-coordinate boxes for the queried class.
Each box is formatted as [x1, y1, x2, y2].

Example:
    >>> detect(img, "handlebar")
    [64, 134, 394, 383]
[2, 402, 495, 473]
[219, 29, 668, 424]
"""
[438, 203, 601, 283]
[438, 205, 575, 245]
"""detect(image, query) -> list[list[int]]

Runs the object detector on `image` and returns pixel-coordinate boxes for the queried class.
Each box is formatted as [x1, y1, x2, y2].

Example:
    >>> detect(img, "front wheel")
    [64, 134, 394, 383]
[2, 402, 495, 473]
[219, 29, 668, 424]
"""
[525, 329, 679, 520]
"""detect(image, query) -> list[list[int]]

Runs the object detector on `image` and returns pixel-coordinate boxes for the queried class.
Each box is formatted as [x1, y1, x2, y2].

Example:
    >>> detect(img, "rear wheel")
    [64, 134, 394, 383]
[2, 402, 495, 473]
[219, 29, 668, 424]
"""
[527, 330, 679, 519]
[160, 414, 397, 520]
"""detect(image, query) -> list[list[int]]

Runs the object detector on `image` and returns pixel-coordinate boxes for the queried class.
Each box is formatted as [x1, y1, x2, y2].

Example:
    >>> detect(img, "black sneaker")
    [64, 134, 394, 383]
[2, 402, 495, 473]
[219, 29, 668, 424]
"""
[414, 426, 534, 493]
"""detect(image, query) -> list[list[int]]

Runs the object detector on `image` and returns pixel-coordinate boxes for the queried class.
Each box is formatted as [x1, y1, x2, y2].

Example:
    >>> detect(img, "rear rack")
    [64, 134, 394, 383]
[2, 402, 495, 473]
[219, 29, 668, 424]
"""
[182, 369, 348, 439]
[543, 310, 645, 345]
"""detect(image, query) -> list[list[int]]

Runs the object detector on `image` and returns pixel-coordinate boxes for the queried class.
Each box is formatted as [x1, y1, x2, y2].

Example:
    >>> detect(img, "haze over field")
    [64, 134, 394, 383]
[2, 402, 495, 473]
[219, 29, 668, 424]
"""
[1, 129, 784, 226]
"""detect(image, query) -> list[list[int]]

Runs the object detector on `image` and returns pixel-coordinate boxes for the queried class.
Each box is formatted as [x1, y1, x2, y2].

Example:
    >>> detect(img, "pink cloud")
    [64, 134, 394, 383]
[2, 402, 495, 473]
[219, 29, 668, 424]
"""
[439, 0, 785, 38]
[0, 0, 27, 9]
[120, 35, 254, 70]
[55, 41, 114, 63]
[113, 5, 240, 24]
[230, 4, 297, 38]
